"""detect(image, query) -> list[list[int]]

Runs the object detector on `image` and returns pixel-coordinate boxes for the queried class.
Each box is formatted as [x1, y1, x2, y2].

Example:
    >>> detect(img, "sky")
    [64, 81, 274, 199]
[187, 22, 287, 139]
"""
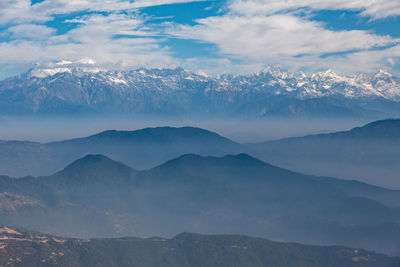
[0, 0, 399, 79]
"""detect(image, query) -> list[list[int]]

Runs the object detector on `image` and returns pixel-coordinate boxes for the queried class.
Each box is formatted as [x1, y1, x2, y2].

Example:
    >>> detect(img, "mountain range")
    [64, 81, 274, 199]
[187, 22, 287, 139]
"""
[0, 119, 399, 189]
[1, 153, 400, 256]
[1, 226, 398, 267]
[0, 62, 399, 118]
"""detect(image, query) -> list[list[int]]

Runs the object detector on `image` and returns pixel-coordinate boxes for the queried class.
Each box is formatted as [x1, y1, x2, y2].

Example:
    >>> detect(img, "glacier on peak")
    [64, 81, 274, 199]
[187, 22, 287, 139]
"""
[76, 57, 96, 65]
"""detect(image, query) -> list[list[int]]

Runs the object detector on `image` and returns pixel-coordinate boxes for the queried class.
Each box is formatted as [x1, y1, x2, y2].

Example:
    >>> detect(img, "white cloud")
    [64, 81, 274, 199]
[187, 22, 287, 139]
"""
[0, 0, 399, 78]
[387, 58, 396, 66]
[164, 0, 400, 75]
[228, 0, 400, 20]
[169, 14, 397, 60]
[0, 0, 203, 77]
[0, 0, 207, 26]
[0, 0, 50, 25]
[0, 12, 178, 77]
[6, 24, 56, 39]
[0, 38, 177, 71]
[131, 0, 208, 9]
[180, 44, 400, 76]
[182, 57, 265, 75]
[33, 0, 207, 14]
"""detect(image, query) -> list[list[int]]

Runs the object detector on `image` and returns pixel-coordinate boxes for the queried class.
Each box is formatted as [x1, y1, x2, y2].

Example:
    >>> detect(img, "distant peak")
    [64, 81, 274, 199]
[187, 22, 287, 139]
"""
[196, 70, 208, 77]
[344, 118, 400, 140]
[64, 154, 115, 168]
[60, 154, 134, 174]
[320, 69, 338, 77]
[260, 66, 290, 79]
[49, 154, 136, 186]
[76, 57, 96, 65]
[374, 69, 392, 78]
[363, 118, 400, 127]
[162, 153, 266, 167]
[51, 58, 96, 67]
[79, 154, 109, 160]
[221, 153, 268, 165]
[55, 60, 73, 66]
[29, 58, 103, 78]
[88, 126, 234, 143]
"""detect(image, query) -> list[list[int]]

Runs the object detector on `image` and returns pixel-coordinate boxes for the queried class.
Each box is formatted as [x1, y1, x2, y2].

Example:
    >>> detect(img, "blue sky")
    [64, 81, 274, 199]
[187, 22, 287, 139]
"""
[0, 0, 399, 79]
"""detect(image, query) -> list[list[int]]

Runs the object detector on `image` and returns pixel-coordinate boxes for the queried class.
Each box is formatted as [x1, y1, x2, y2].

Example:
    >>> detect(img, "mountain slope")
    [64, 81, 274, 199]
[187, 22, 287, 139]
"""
[1, 153, 400, 255]
[247, 118, 400, 188]
[1, 227, 398, 267]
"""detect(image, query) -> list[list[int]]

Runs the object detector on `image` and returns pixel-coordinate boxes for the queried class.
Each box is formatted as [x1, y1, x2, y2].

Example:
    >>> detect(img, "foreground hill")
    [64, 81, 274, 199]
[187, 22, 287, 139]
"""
[247, 118, 400, 188]
[0, 227, 398, 267]
[0, 126, 240, 177]
[0, 154, 400, 255]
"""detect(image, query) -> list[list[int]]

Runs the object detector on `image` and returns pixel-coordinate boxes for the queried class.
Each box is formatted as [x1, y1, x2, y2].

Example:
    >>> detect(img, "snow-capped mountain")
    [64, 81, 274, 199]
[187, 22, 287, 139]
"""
[0, 60, 399, 118]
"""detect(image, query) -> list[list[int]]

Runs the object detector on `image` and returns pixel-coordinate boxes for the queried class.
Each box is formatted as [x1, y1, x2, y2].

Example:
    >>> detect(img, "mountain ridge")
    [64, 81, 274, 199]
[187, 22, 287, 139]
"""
[0, 120, 399, 188]
[252, 118, 400, 143]
[247, 118, 400, 188]
[1, 66, 399, 118]
[0, 126, 241, 178]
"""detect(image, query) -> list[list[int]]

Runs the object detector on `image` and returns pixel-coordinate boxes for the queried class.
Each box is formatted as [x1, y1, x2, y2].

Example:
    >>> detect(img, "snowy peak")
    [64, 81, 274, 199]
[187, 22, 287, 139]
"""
[18, 65, 400, 100]
[18, 65, 400, 101]
[54, 60, 73, 66]
[29, 58, 104, 78]
[311, 69, 342, 81]
[1, 64, 399, 117]
[375, 69, 392, 78]
[75, 57, 96, 65]
[259, 66, 291, 79]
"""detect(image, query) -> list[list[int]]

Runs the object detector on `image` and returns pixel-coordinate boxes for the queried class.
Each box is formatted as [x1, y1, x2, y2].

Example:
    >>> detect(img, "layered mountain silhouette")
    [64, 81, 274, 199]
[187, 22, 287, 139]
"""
[247, 118, 400, 188]
[1, 226, 398, 267]
[1, 153, 400, 256]
[0, 119, 399, 188]
[0, 126, 241, 177]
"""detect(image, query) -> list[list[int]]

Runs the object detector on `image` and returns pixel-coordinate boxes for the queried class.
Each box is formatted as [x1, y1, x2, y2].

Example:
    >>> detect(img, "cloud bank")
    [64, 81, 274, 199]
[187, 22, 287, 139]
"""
[0, 0, 399, 79]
